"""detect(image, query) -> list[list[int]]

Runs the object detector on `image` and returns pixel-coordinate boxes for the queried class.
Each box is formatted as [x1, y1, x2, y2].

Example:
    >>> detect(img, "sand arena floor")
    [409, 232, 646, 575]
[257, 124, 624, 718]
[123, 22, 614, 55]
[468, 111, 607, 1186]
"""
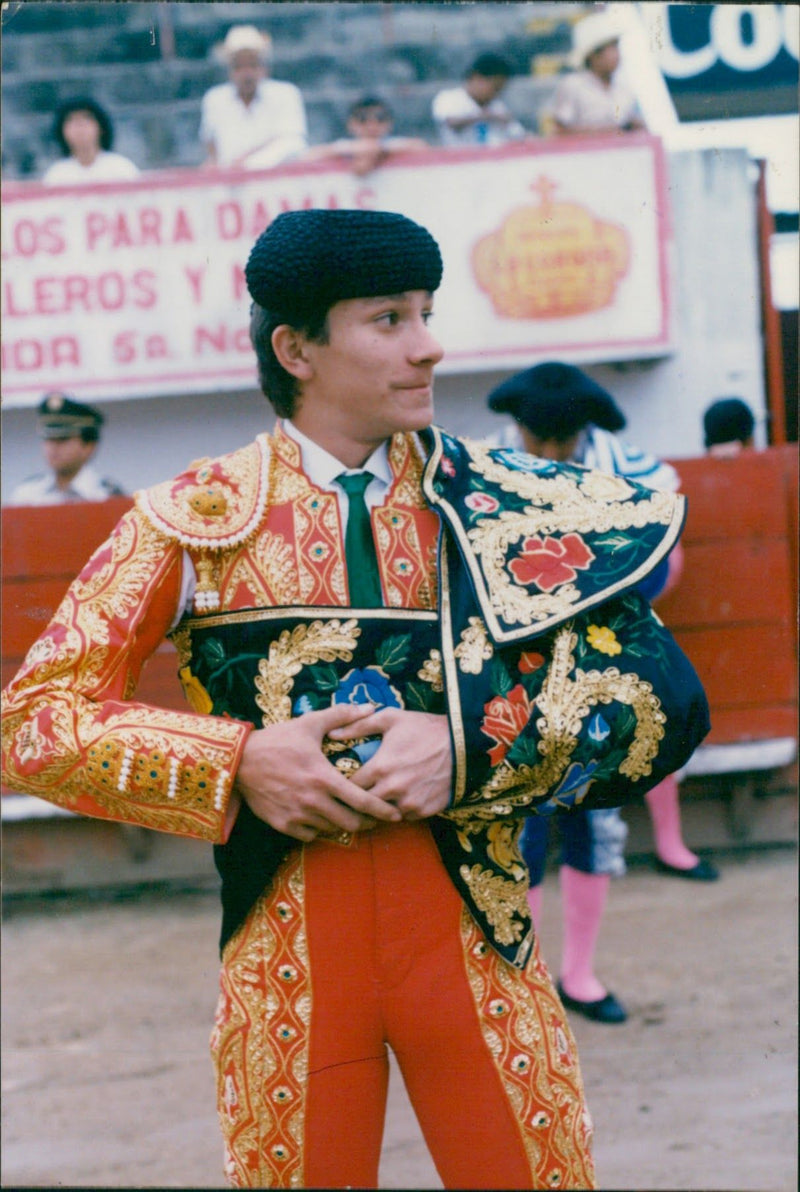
[2, 848, 797, 1190]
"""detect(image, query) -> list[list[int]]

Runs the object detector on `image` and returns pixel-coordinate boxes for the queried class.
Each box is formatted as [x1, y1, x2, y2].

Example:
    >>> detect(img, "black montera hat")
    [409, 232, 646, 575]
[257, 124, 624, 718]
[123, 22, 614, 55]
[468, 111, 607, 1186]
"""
[487, 362, 626, 439]
[37, 392, 104, 440]
[245, 209, 443, 323]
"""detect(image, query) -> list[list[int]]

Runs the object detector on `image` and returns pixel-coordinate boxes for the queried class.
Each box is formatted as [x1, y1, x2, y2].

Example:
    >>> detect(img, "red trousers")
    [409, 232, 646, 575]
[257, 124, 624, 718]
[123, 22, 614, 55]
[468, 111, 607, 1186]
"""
[210, 821, 595, 1189]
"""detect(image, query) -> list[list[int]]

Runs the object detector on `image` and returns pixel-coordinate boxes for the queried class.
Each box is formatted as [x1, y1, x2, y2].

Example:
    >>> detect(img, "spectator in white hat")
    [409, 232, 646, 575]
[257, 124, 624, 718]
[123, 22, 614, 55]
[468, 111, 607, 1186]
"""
[546, 10, 645, 137]
[199, 24, 308, 169]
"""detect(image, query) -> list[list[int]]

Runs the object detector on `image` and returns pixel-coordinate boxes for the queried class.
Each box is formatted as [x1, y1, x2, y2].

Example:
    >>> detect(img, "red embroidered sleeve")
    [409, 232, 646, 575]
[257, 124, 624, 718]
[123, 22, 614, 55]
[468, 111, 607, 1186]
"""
[1, 507, 251, 842]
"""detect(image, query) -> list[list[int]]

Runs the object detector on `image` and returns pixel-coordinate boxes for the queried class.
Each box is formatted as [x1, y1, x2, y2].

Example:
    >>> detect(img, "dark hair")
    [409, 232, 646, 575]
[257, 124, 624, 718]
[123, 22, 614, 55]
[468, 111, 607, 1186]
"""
[249, 304, 330, 418]
[80, 425, 101, 444]
[53, 97, 114, 156]
[468, 52, 513, 79]
[703, 397, 755, 448]
[347, 95, 393, 122]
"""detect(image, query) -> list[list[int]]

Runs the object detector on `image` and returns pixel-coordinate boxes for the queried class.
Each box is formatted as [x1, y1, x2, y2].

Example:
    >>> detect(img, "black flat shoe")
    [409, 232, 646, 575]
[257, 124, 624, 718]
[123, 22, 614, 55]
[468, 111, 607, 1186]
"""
[654, 857, 720, 882]
[557, 982, 628, 1024]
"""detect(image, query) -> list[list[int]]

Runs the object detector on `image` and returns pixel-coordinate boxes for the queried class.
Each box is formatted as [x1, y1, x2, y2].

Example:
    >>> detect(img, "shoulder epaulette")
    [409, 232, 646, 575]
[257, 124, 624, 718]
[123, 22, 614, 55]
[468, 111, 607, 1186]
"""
[135, 435, 271, 549]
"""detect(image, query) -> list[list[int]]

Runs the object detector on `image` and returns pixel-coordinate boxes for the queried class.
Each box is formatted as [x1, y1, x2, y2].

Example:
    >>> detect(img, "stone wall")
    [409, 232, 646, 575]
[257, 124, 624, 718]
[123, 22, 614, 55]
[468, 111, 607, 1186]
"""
[1, 0, 586, 178]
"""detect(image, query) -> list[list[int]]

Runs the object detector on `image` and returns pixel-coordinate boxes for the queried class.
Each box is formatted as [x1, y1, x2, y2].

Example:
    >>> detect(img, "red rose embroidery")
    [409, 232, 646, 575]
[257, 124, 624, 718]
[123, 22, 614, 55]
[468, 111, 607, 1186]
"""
[440, 456, 456, 477]
[465, 491, 500, 513]
[508, 533, 595, 592]
[519, 650, 545, 674]
[481, 684, 534, 766]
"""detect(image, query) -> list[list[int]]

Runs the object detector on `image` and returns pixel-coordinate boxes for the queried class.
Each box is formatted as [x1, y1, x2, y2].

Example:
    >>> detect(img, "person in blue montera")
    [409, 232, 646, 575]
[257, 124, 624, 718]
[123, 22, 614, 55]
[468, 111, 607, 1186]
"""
[488, 361, 719, 1025]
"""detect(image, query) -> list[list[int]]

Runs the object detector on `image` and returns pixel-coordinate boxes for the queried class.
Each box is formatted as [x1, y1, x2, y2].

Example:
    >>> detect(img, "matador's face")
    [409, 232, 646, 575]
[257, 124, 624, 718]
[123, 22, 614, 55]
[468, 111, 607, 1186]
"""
[293, 290, 444, 457]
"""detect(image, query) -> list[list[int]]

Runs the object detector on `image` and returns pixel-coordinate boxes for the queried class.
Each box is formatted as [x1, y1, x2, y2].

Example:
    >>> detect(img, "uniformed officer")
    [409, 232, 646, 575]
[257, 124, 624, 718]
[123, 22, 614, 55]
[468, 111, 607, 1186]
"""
[9, 392, 125, 506]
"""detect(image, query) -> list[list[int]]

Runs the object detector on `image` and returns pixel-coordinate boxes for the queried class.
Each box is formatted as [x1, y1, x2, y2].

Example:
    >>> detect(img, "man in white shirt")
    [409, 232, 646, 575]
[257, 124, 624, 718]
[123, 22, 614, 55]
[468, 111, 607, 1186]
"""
[9, 392, 125, 506]
[432, 52, 528, 148]
[200, 24, 307, 169]
[549, 12, 645, 136]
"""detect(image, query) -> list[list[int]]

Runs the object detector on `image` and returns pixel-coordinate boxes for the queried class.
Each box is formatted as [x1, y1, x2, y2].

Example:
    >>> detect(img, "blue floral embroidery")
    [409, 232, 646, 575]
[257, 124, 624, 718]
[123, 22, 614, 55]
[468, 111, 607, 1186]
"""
[333, 667, 403, 764]
[538, 760, 599, 814]
[498, 450, 555, 474]
[588, 713, 610, 742]
[334, 667, 401, 709]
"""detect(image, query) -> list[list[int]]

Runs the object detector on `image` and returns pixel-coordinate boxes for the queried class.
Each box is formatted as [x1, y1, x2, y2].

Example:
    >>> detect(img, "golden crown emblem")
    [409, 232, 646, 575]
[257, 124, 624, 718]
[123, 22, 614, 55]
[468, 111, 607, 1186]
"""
[472, 176, 630, 320]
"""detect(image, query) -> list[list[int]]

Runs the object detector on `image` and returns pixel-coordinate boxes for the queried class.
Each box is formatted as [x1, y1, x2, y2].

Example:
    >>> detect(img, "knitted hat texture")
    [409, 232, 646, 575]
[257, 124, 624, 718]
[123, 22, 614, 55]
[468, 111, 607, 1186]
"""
[245, 209, 443, 322]
[487, 362, 626, 438]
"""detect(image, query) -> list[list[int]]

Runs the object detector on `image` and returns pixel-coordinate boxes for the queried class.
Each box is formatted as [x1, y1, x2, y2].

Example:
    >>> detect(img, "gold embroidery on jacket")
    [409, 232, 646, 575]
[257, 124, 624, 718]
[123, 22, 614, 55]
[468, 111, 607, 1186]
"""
[467, 440, 658, 517]
[448, 624, 665, 820]
[136, 437, 269, 548]
[2, 507, 246, 839]
[388, 432, 430, 508]
[462, 443, 677, 629]
[454, 616, 494, 674]
[422, 430, 682, 641]
[222, 531, 299, 609]
[458, 863, 530, 944]
[417, 649, 444, 692]
[255, 620, 360, 726]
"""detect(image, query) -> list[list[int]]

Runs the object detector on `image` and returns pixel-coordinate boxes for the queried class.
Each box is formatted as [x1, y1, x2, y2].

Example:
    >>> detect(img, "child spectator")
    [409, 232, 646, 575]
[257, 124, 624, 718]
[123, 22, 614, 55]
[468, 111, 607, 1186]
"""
[303, 95, 428, 176]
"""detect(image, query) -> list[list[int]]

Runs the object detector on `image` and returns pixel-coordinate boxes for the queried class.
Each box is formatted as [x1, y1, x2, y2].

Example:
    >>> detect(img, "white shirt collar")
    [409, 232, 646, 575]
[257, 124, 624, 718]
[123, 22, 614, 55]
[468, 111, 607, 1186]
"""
[283, 420, 392, 491]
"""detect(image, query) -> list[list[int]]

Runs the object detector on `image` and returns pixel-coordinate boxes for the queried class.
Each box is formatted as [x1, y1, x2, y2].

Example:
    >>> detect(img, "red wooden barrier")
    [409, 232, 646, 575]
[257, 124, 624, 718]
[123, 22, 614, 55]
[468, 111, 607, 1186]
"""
[660, 445, 798, 745]
[1, 497, 186, 719]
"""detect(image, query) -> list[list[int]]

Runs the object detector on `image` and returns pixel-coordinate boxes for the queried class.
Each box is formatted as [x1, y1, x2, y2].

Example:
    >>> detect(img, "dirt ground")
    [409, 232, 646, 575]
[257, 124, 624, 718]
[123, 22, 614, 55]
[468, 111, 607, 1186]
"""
[2, 847, 797, 1191]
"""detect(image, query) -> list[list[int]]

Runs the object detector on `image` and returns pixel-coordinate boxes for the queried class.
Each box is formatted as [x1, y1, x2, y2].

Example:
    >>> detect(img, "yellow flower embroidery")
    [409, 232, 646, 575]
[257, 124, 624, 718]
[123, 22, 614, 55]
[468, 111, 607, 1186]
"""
[179, 666, 214, 714]
[586, 625, 622, 656]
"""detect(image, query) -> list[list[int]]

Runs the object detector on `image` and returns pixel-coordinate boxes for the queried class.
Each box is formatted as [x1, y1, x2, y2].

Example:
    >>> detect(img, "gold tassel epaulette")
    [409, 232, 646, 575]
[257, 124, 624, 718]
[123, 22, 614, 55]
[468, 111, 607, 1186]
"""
[135, 436, 271, 551]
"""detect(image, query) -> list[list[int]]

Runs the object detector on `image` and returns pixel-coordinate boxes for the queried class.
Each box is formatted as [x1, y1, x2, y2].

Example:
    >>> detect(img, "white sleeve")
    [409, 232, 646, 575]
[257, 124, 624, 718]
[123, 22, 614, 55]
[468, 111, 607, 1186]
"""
[168, 550, 197, 631]
[285, 84, 308, 140]
[432, 87, 473, 123]
[551, 75, 580, 128]
[198, 88, 217, 148]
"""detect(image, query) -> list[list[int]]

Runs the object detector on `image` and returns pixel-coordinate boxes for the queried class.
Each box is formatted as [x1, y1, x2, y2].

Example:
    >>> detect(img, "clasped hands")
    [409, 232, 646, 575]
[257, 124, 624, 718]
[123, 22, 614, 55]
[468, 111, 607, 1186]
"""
[234, 703, 453, 842]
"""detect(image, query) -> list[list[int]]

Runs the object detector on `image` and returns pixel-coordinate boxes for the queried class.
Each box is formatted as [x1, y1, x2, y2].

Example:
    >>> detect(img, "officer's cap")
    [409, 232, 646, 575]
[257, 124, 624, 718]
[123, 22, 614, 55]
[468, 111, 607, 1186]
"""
[37, 392, 104, 441]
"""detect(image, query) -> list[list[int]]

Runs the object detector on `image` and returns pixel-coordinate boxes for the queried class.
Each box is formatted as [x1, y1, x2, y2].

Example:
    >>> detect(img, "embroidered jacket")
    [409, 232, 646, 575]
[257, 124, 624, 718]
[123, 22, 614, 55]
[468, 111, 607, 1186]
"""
[1, 424, 709, 966]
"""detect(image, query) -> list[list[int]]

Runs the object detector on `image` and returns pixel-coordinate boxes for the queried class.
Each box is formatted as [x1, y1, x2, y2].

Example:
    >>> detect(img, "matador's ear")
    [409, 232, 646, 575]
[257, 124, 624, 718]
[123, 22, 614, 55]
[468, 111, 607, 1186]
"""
[270, 325, 315, 382]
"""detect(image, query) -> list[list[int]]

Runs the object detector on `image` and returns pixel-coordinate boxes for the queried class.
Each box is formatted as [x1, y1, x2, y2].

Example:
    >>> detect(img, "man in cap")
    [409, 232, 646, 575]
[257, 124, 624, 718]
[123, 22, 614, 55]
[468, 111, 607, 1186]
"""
[488, 362, 716, 1025]
[9, 392, 125, 506]
[3, 213, 708, 1188]
[547, 11, 645, 136]
[200, 24, 307, 169]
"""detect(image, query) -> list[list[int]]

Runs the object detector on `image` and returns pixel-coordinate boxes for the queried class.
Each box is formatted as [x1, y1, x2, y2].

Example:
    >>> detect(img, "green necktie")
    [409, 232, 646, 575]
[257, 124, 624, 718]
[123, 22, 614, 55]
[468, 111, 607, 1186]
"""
[336, 471, 382, 608]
